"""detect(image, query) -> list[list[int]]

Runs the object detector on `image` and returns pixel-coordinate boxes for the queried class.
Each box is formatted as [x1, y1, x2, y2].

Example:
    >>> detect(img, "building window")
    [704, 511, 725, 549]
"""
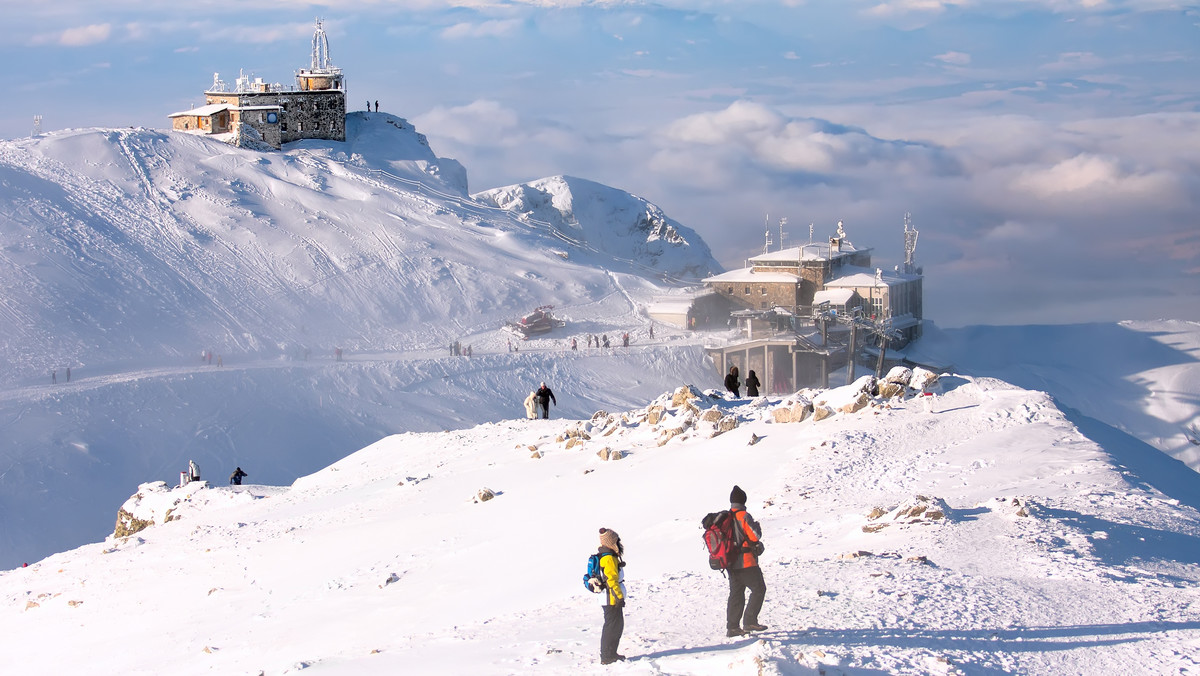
[744, 286, 750, 295]
[727, 286, 734, 294]
[760, 287, 767, 295]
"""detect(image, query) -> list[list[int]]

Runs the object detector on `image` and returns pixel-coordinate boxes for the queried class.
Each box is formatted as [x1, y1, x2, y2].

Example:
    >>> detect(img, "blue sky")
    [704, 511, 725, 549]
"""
[2, 0, 1197, 326]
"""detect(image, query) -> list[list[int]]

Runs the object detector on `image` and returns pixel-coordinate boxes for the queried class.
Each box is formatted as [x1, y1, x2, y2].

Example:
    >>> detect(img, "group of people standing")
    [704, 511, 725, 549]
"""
[590, 484, 767, 665]
[723, 366, 761, 398]
[522, 382, 557, 419]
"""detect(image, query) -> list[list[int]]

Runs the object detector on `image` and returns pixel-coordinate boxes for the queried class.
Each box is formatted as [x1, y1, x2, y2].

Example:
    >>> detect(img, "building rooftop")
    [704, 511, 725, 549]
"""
[702, 269, 800, 284]
[168, 103, 230, 118]
[823, 265, 921, 288]
[750, 241, 871, 264]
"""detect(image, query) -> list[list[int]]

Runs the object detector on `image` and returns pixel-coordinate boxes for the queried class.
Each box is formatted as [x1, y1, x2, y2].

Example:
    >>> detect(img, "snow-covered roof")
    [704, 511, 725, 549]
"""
[703, 268, 799, 284]
[168, 103, 230, 118]
[813, 288, 857, 305]
[824, 265, 920, 288]
[750, 242, 869, 264]
[237, 105, 282, 111]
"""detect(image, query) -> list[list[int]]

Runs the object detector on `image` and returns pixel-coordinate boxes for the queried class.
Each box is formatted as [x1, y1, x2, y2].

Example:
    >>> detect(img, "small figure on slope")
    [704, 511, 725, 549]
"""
[595, 528, 626, 665]
[535, 382, 557, 419]
[724, 365, 741, 398]
[745, 369, 761, 398]
[726, 485, 767, 637]
[229, 467, 248, 486]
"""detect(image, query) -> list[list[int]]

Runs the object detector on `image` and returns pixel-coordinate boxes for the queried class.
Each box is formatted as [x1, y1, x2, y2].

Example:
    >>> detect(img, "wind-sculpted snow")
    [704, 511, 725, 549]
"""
[3, 374, 1199, 674]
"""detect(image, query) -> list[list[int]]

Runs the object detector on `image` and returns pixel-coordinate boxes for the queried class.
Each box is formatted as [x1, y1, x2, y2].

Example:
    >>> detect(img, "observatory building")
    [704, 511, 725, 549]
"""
[168, 20, 346, 149]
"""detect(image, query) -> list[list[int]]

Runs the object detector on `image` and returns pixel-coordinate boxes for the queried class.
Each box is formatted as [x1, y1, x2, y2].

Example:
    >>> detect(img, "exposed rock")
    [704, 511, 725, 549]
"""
[590, 410, 610, 424]
[838, 550, 873, 560]
[884, 366, 913, 386]
[867, 507, 887, 520]
[114, 508, 156, 539]
[712, 415, 739, 437]
[646, 405, 666, 425]
[877, 382, 906, 399]
[748, 433, 760, 446]
[700, 407, 723, 423]
[840, 392, 870, 413]
[771, 406, 794, 423]
[597, 447, 625, 461]
[812, 405, 835, 421]
[475, 487, 496, 503]
[530, 450, 543, 459]
[671, 385, 705, 408]
[657, 427, 685, 446]
[565, 437, 584, 450]
[910, 367, 939, 391]
[24, 601, 39, 611]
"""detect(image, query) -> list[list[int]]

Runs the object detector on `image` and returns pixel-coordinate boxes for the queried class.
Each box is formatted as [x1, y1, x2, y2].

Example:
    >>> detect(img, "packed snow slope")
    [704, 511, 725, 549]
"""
[3, 376, 1199, 675]
[911, 320, 1200, 472]
[0, 114, 722, 568]
[0, 113, 721, 386]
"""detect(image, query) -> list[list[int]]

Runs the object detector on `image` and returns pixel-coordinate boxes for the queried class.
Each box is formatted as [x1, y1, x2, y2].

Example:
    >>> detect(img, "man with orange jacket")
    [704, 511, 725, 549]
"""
[727, 485, 767, 637]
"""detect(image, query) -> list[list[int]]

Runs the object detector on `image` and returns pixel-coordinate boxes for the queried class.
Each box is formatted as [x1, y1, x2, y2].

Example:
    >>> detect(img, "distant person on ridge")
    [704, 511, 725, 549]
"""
[745, 370, 761, 398]
[725, 485, 767, 637]
[188, 459, 201, 483]
[724, 366, 741, 398]
[535, 381, 556, 419]
[594, 527, 627, 665]
[230, 467, 248, 486]
[523, 391, 538, 420]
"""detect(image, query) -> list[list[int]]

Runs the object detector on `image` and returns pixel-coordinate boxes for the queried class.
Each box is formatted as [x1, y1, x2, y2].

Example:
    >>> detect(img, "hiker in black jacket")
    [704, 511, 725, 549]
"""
[745, 370, 761, 397]
[724, 366, 741, 398]
[535, 382, 557, 419]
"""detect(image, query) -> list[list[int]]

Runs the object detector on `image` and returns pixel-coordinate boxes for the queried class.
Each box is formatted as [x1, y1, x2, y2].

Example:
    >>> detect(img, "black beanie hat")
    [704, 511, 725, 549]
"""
[730, 485, 747, 504]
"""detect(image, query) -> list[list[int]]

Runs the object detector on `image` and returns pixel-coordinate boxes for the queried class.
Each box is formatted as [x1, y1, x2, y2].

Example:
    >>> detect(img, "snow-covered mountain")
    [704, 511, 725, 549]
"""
[475, 175, 718, 282]
[0, 113, 721, 386]
[0, 114, 723, 569]
[2, 360, 1198, 674]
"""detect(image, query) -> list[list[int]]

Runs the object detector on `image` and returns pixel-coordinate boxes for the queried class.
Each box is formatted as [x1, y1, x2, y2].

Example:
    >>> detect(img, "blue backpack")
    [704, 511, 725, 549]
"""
[583, 553, 606, 593]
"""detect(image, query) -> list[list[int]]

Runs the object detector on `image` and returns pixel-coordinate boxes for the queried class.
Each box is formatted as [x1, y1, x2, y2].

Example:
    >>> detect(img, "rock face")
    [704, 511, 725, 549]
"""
[813, 405, 835, 422]
[862, 495, 951, 532]
[112, 481, 190, 539]
[475, 487, 496, 503]
[771, 396, 813, 423]
[840, 392, 871, 414]
[884, 366, 913, 387]
[910, 367, 939, 391]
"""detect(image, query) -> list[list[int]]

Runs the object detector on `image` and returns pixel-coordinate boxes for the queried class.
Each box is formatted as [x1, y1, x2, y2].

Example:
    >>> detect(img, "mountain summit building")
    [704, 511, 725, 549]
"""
[168, 20, 346, 150]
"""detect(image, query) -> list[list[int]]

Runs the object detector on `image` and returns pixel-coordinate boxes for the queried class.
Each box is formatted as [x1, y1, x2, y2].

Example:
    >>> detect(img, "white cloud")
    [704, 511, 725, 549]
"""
[440, 19, 522, 39]
[934, 51, 971, 66]
[1009, 153, 1178, 199]
[863, 0, 968, 18]
[31, 23, 112, 47]
[783, 51, 800, 60]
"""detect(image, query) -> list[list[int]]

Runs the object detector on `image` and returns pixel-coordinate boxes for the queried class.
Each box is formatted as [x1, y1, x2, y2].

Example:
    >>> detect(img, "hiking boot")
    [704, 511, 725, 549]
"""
[600, 654, 626, 665]
[726, 627, 746, 637]
[744, 623, 768, 632]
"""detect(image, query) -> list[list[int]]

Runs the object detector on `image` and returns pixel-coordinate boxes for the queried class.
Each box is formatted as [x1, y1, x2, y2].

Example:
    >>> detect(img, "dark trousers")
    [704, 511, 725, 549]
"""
[601, 604, 624, 660]
[538, 401, 550, 419]
[727, 566, 766, 630]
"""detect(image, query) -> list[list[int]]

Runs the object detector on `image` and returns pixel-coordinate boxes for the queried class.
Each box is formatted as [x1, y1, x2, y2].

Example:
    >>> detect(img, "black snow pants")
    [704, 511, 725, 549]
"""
[601, 604, 624, 661]
[727, 566, 766, 630]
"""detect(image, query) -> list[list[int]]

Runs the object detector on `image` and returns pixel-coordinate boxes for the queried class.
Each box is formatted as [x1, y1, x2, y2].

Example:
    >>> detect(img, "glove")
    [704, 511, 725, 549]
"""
[588, 579, 603, 593]
[753, 541, 765, 556]
[617, 597, 626, 608]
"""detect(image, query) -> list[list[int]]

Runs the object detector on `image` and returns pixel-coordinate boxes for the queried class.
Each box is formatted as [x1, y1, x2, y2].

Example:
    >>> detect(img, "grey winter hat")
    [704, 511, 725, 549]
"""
[730, 485, 747, 504]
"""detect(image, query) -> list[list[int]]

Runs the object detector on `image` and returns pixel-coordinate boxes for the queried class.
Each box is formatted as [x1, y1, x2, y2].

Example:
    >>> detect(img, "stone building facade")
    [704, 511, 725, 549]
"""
[168, 20, 345, 150]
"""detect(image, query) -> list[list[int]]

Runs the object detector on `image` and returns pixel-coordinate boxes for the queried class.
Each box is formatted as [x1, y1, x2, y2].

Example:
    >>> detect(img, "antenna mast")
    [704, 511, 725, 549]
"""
[762, 213, 773, 255]
[809, 222, 814, 244]
[778, 217, 788, 252]
[31, 115, 42, 137]
[903, 212, 919, 274]
[312, 18, 332, 70]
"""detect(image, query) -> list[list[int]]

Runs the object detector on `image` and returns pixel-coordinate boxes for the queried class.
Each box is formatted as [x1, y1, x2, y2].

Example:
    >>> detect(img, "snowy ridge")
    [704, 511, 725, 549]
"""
[475, 175, 719, 282]
[0, 114, 721, 385]
[2, 375, 1199, 674]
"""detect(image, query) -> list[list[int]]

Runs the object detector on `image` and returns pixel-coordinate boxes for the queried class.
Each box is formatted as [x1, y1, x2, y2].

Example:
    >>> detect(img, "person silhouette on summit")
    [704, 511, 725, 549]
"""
[230, 467, 248, 486]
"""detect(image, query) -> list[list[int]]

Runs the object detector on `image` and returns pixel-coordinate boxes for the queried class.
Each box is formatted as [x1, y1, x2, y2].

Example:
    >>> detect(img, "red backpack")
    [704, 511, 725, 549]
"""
[701, 511, 741, 572]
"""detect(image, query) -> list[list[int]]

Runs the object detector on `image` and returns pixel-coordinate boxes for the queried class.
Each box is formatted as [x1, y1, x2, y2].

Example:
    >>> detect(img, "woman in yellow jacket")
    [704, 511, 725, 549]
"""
[597, 527, 626, 665]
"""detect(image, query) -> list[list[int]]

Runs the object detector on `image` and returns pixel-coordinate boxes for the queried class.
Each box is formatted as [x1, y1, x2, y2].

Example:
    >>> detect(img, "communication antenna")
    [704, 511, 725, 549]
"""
[31, 115, 42, 137]
[809, 222, 814, 244]
[312, 18, 333, 70]
[762, 213, 773, 255]
[778, 217, 788, 252]
[903, 212, 919, 274]
[836, 219, 846, 240]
